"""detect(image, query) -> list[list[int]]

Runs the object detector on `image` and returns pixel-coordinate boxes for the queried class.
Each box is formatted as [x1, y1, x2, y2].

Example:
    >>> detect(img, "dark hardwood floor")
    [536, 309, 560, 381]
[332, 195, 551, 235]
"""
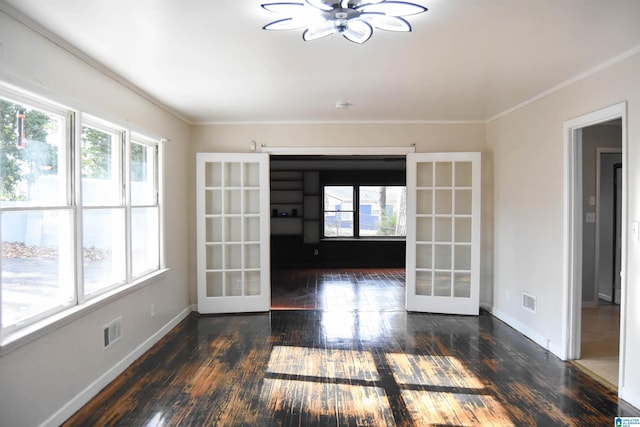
[64, 269, 639, 426]
[271, 268, 406, 311]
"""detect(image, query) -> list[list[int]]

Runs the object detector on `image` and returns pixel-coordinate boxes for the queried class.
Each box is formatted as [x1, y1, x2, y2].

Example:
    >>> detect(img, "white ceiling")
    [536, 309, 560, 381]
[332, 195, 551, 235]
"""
[2, 0, 640, 124]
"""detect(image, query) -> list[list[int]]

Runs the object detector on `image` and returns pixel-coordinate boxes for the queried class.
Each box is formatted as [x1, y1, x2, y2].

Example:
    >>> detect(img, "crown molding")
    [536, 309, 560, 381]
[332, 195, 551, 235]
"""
[487, 44, 640, 123]
[193, 119, 486, 126]
[0, 2, 193, 125]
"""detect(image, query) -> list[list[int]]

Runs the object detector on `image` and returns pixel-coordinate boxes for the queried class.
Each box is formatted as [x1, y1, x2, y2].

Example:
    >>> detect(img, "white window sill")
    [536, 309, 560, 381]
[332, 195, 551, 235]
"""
[0, 268, 170, 357]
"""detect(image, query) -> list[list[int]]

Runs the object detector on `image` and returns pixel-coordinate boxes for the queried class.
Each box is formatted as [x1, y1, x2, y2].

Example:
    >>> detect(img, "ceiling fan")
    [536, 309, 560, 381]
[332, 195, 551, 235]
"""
[261, 0, 428, 44]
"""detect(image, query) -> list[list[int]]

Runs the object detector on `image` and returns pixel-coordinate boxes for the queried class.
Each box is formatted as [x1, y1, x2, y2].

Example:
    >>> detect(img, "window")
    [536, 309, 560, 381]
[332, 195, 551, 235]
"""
[0, 95, 74, 330]
[359, 186, 405, 237]
[130, 139, 160, 278]
[324, 186, 354, 237]
[81, 122, 127, 296]
[0, 87, 163, 337]
[323, 185, 406, 238]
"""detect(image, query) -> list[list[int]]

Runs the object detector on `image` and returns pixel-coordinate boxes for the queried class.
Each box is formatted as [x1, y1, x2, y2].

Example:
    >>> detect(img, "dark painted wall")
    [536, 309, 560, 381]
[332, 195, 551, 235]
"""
[271, 236, 406, 268]
[270, 156, 407, 269]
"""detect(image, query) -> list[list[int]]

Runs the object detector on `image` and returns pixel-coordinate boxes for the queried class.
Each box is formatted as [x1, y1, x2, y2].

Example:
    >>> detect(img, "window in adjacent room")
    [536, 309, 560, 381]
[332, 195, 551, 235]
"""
[323, 185, 406, 238]
[324, 185, 355, 237]
[359, 186, 406, 237]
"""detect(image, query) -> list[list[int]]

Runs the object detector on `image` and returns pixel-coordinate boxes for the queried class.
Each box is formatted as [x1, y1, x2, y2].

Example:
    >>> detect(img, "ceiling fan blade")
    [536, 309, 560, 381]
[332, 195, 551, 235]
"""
[360, 13, 411, 31]
[305, 0, 333, 11]
[357, 1, 427, 17]
[303, 20, 338, 40]
[342, 20, 373, 44]
[261, 2, 306, 14]
[263, 18, 308, 30]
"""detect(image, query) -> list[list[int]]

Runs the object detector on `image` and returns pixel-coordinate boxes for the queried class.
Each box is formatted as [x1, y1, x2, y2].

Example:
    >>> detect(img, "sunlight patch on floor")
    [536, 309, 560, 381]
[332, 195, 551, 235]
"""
[260, 378, 395, 426]
[266, 345, 379, 382]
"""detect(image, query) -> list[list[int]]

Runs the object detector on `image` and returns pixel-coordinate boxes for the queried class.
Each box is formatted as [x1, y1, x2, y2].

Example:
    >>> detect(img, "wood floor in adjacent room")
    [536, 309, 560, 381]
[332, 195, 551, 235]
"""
[63, 269, 639, 426]
[575, 301, 621, 389]
[271, 268, 406, 311]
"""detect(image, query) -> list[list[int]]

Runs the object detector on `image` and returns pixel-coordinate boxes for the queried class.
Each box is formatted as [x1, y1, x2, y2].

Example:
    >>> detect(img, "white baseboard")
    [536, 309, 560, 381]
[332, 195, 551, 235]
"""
[598, 293, 613, 303]
[41, 306, 192, 427]
[490, 307, 564, 360]
[480, 303, 493, 313]
[620, 385, 640, 412]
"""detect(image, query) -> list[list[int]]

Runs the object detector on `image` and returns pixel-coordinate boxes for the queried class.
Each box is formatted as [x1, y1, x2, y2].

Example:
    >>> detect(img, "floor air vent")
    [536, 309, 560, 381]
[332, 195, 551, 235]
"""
[522, 292, 537, 314]
[104, 318, 122, 348]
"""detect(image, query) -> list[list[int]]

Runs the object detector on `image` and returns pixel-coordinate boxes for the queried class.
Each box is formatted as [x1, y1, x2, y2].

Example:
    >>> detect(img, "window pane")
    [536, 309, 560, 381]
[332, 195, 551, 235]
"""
[324, 212, 354, 237]
[324, 186, 353, 210]
[324, 186, 353, 237]
[1, 209, 74, 328]
[83, 208, 126, 296]
[131, 142, 156, 205]
[81, 125, 122, 206]
[0, 98, 67, 207]
[132, 207, 160, 278]
[359, 186, 406, 237]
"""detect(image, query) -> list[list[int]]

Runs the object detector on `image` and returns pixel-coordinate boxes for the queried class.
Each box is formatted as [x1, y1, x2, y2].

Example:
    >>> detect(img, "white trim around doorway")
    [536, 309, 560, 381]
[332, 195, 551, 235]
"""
[562, 102, 627, 391]
[260, 146, 416, 155]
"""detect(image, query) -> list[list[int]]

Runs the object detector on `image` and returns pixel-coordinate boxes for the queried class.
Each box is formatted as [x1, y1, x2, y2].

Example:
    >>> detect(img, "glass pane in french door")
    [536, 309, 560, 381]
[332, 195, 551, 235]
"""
[407, 153, 480, 315]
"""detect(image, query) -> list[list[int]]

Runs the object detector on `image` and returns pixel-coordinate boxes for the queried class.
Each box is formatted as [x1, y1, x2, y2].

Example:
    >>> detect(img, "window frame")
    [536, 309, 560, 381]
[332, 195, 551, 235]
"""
[358, 185, 406, 238]
[128, 135, 161, 280]
[0, 89, 77, 335]
[79, 116, 128, 300]
[322, 183, 406, 239]
[323, 185, 356, 238]
[0, 85, 166, 349]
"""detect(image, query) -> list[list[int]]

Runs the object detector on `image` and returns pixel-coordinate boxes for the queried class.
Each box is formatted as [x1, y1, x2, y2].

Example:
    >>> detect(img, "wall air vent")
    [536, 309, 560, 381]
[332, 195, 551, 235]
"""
[522, 292, 537, 314]
[103, 317, 122, 348]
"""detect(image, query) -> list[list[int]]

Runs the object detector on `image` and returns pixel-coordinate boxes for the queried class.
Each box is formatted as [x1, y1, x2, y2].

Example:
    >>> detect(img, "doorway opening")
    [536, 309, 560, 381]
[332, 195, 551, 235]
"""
[564, 104, 626, 391]
[269, 155, 407, 312]
[576, 125, 622, 387]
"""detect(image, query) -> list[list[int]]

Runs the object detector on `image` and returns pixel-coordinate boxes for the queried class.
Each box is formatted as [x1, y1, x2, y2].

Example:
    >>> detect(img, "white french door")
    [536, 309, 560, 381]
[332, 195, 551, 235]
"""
[406, 152, 481, 315]
[196, 153, 270, 313]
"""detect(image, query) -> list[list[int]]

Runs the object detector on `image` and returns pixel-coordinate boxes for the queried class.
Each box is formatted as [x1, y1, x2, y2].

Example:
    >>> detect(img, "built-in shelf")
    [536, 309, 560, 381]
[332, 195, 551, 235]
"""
[270, 167, 321, 266]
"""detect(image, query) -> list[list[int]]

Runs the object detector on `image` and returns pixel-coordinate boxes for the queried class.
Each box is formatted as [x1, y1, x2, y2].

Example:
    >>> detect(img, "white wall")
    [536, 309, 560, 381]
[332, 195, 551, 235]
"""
[191, 122, 493, 307]
[0, 10, 191, 427]
[487, 50, 640, 408]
